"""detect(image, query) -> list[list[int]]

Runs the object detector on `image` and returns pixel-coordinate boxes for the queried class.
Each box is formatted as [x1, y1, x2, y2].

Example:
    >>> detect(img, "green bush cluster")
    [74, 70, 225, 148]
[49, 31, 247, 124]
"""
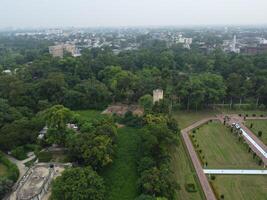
[0, 151, 19, 198]
[37, 151, 52, 162]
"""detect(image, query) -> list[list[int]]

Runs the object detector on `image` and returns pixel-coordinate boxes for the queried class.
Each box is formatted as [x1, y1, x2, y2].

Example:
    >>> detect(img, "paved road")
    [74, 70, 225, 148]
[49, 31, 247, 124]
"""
[204, 169, 267, 175]
[181, 117, 217, 200]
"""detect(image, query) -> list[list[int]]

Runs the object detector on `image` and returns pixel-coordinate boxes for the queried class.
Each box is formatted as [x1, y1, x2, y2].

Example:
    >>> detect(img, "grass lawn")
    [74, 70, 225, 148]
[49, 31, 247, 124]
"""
[245, 119, 267, 146]
[102, 127, 140, 200]
[173, 110, 218, 129]
[75, 110, 107, 121]
[210, 175, 267, 200]
[191, 121, 262, 169]
[0, 163, 8, 176]
[170, 143, 205, 200]
[218, 108, 267, 117]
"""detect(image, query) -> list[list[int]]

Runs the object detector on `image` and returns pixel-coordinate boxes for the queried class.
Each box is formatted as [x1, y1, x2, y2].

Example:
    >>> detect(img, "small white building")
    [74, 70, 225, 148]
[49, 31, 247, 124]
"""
[2, 69, 12, 74]
[153, 89, 163, 104]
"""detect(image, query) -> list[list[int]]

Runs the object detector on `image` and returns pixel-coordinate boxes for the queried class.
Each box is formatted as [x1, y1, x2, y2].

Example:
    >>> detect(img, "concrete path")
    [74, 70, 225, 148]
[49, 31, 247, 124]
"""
[204, 169, 267, 175]
[181, 117, 217, 200]
[21, 154, 36, 164]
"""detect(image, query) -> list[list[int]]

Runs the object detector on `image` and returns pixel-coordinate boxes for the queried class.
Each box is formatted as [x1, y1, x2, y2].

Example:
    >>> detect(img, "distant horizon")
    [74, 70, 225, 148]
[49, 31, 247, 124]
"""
[1, 0, 267, 29]
[2, 23, 267, 31]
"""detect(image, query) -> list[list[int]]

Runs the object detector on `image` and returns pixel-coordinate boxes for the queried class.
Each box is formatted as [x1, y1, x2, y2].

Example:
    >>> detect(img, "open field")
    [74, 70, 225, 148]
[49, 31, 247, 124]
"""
[0, 163, 8, 176]
[173, 110, 218, 129]
[102, 127, 140, 200]
[245, 119, 267, 146]
[210, 175, 267, 200]
[170, 143, 205, 200]
[75, 110, 107, 121]
[191, 121, 262, 169]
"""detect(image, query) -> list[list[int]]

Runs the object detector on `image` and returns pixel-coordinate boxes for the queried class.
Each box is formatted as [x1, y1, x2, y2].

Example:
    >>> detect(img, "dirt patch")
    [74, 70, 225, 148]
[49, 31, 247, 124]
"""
[102, 104, 144, 116]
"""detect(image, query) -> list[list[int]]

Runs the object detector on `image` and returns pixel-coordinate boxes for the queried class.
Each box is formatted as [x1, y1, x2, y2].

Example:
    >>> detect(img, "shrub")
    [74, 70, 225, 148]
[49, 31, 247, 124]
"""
[11, 146, 27, 160]
[258, 131, 262, 137]
[37, 151, 52, 162]
[0, 152, 19, 182]
[252, 114, 256, 117]
[135, 194, 156, 200]
[211, 175, 216, 180]
[238, 114, 242, 117]
[0, 177, 14, 199]
[258, 104, 266, 110]
[220, 194, 225, 199]
[258, 160, 263, 166]
[185, 183, 197, 193]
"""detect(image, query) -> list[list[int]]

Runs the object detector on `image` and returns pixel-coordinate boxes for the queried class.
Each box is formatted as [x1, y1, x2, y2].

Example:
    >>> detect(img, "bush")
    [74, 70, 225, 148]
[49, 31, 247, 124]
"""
[258, 160, 263, 166]
[252, 114, 256, 117]
[258, 131, 263, 137]
[258, 104, 266, 110]
[37, 151, 52, 162]
[11, 146, 27, 160]
[0, 152, 19, 182]
[0, 177, 14, 199]
[211, 175, 216, 180]
[135, 194, 156, 200]
[185, 183, 197, 193]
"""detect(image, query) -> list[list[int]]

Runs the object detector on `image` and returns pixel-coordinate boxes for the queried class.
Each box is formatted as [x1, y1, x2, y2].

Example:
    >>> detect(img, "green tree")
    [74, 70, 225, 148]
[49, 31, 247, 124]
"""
[51, 167, 105, 200]
[67, 132, 114, 170]
[0, 177, 13, 199]
[42, 105, 73, 130]
[139, 94, 153, 113]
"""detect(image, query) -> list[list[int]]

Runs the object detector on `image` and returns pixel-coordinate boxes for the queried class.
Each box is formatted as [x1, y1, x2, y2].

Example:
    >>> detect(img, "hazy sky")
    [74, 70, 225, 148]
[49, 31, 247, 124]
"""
[1, 0, 267, 28]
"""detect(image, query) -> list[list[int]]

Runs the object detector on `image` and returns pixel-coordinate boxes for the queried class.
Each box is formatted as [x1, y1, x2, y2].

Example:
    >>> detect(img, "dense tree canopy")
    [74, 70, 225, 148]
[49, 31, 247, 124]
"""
[51, 167, 105, 200]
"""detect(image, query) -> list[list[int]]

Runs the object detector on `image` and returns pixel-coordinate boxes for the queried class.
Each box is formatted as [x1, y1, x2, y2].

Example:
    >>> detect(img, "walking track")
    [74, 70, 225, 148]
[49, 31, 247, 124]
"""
[181, 117, 217, 200]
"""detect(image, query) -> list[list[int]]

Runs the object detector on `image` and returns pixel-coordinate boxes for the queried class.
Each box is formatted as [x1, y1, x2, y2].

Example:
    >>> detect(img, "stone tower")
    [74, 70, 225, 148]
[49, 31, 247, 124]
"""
[153, 89, 163, 104]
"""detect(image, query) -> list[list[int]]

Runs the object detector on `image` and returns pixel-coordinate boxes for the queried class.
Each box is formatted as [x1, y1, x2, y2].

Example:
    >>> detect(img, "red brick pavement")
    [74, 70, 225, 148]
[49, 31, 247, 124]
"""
[181, 118, 217, 200]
